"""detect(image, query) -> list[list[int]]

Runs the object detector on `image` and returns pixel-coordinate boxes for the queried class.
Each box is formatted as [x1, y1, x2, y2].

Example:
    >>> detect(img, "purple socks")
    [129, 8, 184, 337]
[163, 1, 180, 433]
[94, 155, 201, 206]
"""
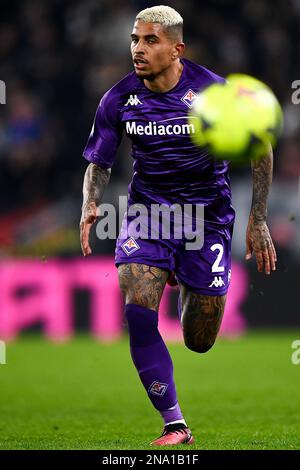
[125, 303, 185, 425]
[160, 402, 186, 425]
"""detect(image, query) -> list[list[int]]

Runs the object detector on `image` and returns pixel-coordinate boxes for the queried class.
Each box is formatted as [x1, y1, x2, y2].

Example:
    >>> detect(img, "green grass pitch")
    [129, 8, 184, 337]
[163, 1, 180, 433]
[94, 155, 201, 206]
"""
[0, 331, 299, 450]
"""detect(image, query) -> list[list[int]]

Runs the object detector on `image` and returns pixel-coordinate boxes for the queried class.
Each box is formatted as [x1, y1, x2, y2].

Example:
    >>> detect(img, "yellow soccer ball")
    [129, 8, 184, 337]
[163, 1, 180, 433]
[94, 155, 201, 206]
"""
[189, 74, 283, 163]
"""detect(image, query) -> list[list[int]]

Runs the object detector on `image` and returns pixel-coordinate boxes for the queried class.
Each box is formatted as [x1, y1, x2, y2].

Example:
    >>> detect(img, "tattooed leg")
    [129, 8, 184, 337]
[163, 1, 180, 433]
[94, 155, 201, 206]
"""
[180, 284, 226, 353]
[118, 263, 169, 310]
[119, 263, 185, 424]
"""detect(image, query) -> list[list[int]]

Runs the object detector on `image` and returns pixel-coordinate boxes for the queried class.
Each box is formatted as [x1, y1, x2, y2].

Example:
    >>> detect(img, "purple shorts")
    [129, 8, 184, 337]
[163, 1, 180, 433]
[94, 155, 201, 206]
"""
[115, 216, 234, 296]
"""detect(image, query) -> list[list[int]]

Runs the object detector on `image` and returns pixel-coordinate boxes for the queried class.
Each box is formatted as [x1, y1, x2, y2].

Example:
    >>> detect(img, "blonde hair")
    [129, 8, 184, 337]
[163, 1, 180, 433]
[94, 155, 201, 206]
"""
[136, 5, 183, 29]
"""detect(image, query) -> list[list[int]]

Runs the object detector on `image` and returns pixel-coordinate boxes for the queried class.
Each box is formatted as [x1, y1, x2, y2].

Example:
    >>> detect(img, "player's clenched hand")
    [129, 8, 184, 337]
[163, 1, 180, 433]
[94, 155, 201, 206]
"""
[80, 202, 98, 256]
[245, 216, 277, 275]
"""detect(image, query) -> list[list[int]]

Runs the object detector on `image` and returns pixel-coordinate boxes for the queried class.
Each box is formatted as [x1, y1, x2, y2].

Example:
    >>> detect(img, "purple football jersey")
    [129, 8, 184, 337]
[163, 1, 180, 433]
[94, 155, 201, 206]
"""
[83, 58, 235, 227]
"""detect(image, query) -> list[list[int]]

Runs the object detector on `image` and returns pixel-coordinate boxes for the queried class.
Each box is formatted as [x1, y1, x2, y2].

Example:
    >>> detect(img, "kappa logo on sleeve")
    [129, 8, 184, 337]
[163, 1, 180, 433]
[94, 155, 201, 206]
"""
[181, 89, 197, 108]
[121, 237, 140, 255]
[149, 381, 168, 397]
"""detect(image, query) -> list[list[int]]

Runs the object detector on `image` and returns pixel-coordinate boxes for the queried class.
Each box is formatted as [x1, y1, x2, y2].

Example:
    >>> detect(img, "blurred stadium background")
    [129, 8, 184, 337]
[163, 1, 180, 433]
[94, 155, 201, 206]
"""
[0, 0, 299, 450]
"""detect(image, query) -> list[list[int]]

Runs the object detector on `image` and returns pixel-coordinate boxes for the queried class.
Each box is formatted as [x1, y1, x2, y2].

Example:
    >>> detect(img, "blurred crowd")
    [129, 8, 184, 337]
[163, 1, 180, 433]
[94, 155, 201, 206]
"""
[0, 0, 299, 256]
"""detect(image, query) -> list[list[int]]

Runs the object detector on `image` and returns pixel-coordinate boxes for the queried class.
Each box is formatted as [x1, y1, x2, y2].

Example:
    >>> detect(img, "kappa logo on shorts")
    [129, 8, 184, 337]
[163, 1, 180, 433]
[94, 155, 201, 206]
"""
[149, 381, 168, 397]
[121, 237, 140, 256]
[209, 276, 225, 288]
[181, 89, 197, 108]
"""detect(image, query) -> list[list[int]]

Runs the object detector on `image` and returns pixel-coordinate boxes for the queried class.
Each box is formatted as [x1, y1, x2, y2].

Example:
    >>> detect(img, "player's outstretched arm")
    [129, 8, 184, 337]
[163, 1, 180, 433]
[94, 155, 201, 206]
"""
[80, 163, 111, 256]
[245, 144, 277, 275]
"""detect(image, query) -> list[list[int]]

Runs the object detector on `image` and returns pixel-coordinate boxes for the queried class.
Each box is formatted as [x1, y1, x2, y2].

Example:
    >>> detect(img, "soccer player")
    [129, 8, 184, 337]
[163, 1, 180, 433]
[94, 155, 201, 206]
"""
[80, 5, 277, 446]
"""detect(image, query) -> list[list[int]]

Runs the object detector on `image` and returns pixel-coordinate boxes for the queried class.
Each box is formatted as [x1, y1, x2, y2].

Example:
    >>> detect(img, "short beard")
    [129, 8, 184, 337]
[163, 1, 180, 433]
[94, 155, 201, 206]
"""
[135, 70, 155, 81]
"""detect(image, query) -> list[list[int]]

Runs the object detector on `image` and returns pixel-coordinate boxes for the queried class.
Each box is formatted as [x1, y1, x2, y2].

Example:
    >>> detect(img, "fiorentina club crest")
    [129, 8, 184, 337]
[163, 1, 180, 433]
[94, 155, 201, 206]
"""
[181, 89, 197, 108]
[121, 237, 140, 256]
[149, 381, 169, 397]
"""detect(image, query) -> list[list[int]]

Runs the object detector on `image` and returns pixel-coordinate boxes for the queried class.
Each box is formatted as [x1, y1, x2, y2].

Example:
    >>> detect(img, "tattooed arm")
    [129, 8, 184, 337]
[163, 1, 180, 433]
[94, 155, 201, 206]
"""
[245, 144, 277, 275]
[80, 163, 111, 256]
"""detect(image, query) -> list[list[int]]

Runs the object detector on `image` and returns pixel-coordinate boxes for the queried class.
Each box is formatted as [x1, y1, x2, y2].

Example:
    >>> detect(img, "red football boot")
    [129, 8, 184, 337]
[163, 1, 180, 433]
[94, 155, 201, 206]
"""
[151, 423, 194, 446]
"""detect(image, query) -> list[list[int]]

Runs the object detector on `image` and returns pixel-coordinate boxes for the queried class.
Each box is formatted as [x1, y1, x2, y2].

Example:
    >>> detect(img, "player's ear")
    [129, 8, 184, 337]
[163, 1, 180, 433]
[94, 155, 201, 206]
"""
[173, 42, 185, 59]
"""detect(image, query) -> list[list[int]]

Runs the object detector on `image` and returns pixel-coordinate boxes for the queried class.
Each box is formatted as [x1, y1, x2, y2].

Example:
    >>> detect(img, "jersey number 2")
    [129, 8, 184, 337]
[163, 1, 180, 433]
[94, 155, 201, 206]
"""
[210, 243, 224, 273]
